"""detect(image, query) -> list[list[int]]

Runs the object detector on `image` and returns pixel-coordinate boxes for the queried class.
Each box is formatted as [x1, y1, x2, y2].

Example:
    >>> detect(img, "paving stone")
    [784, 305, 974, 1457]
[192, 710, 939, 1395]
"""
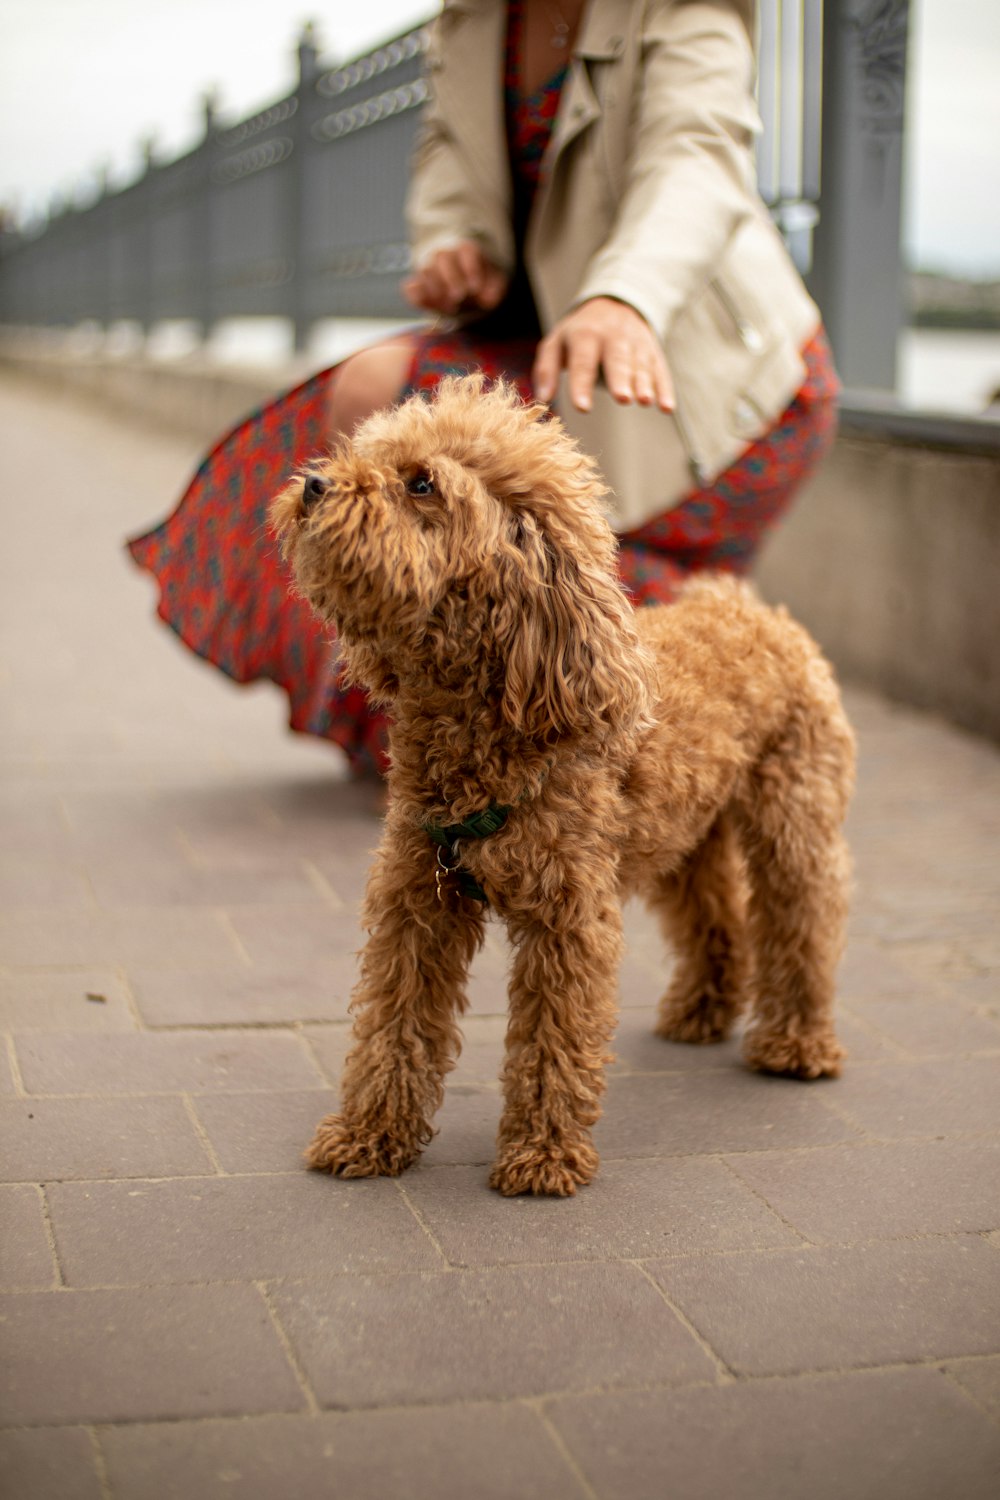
[0, 1041, 17, 1096]
[0, 1184, 58, 1287]
[452, 1015, 518, 1080]
[0, 787, 74, 856]
[836, 938, 932, 1002]
[196, 1084, 500, 1175]
[86, 853, 327, 909]
[128, 963, 353, 1026]
[193, 1090, 336, 1173]
[272, 1262, 716, 1406]
[0, 968, 137, 1031]
[181, 807, 377, 870]
[725, 1139, 1000, 1242]
[0, 909, 109, 967]
[617, 952, 669, 1010]
[0, 1427, 103, 1500]
[15, 1029, 324, 1095]
[0, 853, 92, 907]
[225, 903, 365, 969]
[404, 1157, 800, 1267]
[58, 788, 216, 847]
[0, 907, 246, 969]
[946, 1355, 1000, 1422]
[0, 1285, 304, 1424]
[851, 994, 1000, 1055]
[647, 1235, 1000, 1375]
[100, 1404, 587, 1500]
[621, 896, 669, 967]
[0, 1096, 213, 1181]
[421, 1088, 502, 1166]
[940, 970, 1000, 1016]
[827, 1008, 900, 1060]
[300, 1022, 354, 1083]
[831, 1056, 1000, 1137]
[548, 1366, 1000, 1500]
[47, 1172, 442, 1285]
[446, 931, 511, 1017]
[593, 1069, 855, 1158]
[609, 1007, 742, 1073]
[305, 1015, 509, 1087]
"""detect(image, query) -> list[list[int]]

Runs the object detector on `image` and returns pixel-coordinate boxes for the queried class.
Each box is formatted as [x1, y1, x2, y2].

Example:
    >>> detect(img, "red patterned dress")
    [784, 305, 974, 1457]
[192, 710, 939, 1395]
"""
[128, 1, 838, 776]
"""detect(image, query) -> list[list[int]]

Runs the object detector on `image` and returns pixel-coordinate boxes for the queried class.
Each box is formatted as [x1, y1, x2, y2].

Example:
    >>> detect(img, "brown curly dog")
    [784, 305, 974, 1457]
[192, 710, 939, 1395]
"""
[271, 376, 855, 1197]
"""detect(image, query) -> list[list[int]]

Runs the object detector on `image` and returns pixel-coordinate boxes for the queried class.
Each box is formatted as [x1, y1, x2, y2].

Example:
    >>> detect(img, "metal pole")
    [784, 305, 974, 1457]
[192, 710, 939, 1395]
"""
[809, 0, 911, 391]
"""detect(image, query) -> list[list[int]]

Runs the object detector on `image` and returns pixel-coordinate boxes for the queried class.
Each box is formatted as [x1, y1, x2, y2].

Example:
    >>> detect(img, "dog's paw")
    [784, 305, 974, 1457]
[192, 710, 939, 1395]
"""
[655, 985, 742, 1045]
[489, 1140, 599, 1197]
[305, 1113, 422, 1177]
[743, 1029, 845, 1080]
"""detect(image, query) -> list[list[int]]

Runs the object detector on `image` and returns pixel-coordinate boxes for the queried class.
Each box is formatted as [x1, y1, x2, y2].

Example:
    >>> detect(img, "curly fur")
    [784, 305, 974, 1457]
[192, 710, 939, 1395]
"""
[271, 375, 855, 1197]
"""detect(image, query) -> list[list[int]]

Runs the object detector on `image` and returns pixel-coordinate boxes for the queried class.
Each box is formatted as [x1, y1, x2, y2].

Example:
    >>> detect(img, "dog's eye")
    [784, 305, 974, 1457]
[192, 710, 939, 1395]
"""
[405, 471, 435, 498]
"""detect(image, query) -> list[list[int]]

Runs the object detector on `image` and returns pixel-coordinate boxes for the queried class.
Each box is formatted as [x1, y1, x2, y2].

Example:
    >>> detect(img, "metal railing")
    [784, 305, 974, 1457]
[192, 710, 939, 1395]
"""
[0, 4, 909, 387]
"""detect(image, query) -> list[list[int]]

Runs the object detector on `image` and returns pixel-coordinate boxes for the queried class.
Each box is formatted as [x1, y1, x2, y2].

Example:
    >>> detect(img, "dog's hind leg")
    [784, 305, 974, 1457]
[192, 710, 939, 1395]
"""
[653, 811, 750, 1045]
[733, 702, 854, 1080]
[307, 822, 485, 1178]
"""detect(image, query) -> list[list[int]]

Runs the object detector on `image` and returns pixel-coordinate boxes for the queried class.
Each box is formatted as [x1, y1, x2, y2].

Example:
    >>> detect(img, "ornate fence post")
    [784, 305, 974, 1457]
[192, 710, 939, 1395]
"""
[193, 91, 219, 343]
[135, 137, 157, 335]
[289, 23, 320, 352]
[809, 0, 911, 390]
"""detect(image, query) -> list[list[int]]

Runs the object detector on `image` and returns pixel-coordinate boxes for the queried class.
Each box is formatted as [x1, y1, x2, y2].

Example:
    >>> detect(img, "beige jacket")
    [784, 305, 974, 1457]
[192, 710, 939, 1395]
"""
[407, 0, 822, 527]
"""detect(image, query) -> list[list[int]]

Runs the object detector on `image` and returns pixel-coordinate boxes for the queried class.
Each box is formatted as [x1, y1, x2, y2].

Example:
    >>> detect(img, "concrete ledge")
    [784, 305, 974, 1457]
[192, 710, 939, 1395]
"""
[3, 340, 998, 742]
[0, 338, 310, 443]
[757, 417, 999, 742]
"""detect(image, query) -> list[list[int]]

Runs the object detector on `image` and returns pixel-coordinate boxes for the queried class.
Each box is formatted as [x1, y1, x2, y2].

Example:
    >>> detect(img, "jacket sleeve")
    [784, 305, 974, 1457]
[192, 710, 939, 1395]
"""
[571, 1, 761, 340]
[405, 19, 514, 274]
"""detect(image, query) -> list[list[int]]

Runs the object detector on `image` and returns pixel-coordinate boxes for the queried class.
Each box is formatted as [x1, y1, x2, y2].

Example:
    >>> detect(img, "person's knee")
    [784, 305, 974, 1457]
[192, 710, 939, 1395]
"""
[327, 339, 415, 437]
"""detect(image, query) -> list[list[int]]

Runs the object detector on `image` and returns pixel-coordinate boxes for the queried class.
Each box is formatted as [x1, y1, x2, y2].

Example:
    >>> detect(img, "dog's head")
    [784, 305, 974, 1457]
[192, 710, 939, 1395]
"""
[271, 375, 652, 746]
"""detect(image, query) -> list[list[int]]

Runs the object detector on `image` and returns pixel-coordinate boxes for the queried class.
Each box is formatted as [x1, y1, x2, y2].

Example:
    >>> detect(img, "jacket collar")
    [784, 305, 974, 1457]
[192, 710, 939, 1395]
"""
[432, 0, 635, 238]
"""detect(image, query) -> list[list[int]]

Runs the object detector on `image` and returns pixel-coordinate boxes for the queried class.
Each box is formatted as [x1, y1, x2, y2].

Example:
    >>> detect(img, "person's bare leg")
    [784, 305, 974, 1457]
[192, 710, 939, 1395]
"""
[327, 335, 417, 441]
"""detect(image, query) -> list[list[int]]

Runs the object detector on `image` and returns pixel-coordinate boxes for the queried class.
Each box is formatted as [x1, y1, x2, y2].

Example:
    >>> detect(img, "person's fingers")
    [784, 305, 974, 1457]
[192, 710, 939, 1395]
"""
[565, 331, 602, 412]
[652, 349, 676, 412]
[400, 276, 423, 309]
[432, 251, 469, 312]
[531, 331, 564, 404]
[601, 331, 639, 405]
[454, 240, 484, 300]
[533, 300, 674, 414]
[408, 262, 448, 312]
[633, 365, 656, 406]
[479, 262, 508, 310]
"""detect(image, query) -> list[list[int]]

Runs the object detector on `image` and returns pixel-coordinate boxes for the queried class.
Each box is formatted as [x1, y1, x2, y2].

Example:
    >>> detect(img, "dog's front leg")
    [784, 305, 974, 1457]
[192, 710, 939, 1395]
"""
[491, 871, 621, 1197]
[307, 823, 484, 1178]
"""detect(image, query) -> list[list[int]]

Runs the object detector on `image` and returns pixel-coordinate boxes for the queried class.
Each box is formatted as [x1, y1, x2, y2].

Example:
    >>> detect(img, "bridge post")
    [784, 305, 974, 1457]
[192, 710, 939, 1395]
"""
[808, 0, 912, 392]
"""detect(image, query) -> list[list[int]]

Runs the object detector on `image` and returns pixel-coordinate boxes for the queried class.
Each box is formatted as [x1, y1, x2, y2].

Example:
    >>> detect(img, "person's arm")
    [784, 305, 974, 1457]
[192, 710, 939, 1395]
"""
[404, 16, 512, 316]
[535, 1, 759, 410]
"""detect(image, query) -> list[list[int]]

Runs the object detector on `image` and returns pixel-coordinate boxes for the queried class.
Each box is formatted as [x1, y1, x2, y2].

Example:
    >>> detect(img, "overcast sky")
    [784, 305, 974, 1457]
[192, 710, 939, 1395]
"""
[1, 0, 997, 277]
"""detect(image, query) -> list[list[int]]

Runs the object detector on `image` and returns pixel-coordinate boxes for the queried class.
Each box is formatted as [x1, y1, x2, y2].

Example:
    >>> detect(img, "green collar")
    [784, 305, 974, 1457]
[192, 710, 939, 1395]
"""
[423, 802, 512, 904]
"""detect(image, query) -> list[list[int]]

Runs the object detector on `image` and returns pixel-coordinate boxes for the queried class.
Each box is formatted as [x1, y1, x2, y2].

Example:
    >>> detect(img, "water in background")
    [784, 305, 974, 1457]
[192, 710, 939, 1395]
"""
[897, 328, 1000, 414]
[110, 317, 1000, 419]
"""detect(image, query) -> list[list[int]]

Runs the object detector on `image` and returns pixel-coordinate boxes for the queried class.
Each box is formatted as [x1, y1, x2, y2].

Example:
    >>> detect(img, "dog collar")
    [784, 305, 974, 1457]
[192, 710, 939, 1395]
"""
[423, 803, 512, 905]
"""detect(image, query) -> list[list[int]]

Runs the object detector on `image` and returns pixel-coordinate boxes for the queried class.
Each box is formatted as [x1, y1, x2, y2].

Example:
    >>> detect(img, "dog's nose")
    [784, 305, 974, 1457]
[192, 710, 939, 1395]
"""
[301, 474, 329, 512]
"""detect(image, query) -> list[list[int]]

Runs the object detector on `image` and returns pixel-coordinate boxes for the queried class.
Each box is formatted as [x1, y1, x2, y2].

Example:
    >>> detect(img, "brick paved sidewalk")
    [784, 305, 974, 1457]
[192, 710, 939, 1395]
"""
[1, 373, 999, 1499]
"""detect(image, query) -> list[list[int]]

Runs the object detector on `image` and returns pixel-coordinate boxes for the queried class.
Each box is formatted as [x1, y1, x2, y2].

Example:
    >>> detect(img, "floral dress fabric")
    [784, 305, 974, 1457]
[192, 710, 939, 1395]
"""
[128, 0, 838, 775]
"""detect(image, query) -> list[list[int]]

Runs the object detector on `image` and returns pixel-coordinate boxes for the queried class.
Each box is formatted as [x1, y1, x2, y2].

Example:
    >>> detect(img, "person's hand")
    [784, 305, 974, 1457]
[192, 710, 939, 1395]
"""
[533, 296, 675, 414]
[402, 241, 508, 316]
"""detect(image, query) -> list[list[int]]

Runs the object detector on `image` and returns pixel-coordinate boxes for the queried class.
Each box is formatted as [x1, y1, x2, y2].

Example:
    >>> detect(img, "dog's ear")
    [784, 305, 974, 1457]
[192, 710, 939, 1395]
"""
[493, 513, 652, 746]
[334, 637, 398, 705]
